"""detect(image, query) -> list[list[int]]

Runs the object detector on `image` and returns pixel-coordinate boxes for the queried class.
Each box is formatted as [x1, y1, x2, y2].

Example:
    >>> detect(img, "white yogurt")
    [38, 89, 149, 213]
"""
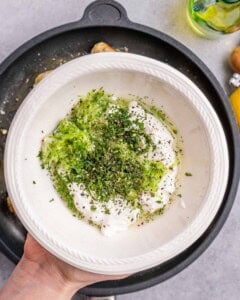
[129, 101, 177, 213]
[71, 183, 139, 237]
[72, 100, 178, 235]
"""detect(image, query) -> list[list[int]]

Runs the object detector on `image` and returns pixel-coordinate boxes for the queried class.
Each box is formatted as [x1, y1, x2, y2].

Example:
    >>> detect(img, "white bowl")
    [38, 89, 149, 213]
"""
[4, 53, 229, 275]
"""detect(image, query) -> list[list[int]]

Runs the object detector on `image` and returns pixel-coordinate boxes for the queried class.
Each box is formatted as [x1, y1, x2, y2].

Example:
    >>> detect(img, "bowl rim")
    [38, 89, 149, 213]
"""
[4, 52, 229, 274]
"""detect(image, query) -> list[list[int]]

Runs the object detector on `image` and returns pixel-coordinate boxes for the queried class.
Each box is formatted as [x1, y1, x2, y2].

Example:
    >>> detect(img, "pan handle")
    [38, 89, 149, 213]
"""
[80, 296, 115, 300]
[77, 0, 130, 26]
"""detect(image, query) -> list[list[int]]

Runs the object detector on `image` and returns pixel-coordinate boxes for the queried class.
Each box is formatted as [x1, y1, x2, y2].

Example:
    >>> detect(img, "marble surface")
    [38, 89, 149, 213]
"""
[0, 1, 240, 299]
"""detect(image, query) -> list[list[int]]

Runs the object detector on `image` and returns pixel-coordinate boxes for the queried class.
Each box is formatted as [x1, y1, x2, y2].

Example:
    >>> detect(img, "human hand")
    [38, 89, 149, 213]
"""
[0, 234, 128, 300]
[24, 234, 127, 288]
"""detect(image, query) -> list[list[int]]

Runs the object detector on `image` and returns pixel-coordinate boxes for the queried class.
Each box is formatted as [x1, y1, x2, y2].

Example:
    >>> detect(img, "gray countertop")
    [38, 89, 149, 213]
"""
[0, 1, 240, 299]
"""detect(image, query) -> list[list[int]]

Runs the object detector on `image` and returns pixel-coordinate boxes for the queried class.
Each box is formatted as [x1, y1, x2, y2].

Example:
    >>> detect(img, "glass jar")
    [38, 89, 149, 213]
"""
[187, 0, 240, 38]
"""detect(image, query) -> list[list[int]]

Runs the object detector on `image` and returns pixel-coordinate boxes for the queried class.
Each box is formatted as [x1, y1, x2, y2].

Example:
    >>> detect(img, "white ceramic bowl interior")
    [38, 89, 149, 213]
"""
[4, 53, 229, 275]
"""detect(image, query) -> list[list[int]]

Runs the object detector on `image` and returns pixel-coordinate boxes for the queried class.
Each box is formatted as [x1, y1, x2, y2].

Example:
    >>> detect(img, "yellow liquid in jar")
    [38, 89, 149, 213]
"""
[188, 0, 240, 37]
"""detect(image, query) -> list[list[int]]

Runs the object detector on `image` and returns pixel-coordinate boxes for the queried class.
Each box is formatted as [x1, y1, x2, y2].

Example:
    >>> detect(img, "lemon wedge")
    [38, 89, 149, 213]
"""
[230, 87, 240, 127]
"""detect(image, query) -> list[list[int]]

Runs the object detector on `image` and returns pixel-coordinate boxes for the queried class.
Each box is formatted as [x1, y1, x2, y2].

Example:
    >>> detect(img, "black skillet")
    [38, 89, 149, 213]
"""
[0, 0, 239, 297]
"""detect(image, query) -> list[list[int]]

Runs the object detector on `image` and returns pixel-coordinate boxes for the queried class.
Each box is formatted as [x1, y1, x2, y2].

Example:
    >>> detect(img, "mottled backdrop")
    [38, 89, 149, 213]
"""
[0, 1, 239, 299]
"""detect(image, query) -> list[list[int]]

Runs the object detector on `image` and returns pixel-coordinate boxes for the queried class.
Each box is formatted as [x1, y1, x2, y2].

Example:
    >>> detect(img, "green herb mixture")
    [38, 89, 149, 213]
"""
[39, 89, 179, 220]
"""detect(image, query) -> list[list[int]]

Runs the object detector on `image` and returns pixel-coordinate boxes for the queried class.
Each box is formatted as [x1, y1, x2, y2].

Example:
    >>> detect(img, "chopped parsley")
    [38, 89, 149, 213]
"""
[172, 129, 178, 135]
[185, 172, 193, 177]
